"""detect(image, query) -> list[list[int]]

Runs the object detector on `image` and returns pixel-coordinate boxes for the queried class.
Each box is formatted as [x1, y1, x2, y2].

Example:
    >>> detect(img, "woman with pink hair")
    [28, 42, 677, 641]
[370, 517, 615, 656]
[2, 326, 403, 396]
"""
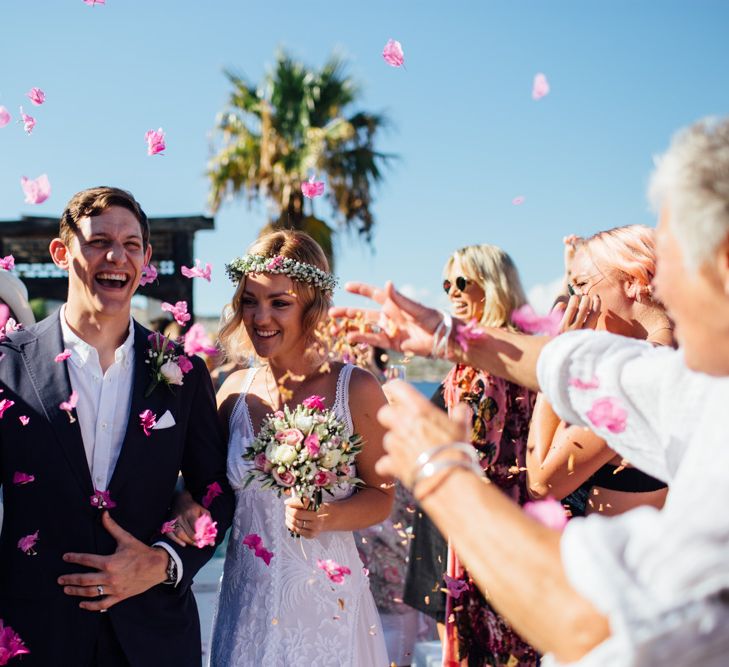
[526, 225, 673, 517]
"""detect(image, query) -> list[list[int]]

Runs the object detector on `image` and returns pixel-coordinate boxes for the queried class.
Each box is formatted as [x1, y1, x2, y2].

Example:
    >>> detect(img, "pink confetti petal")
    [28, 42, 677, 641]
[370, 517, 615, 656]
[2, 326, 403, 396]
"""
[243, 533, 274, 566]
[454, 318, 488, 352]
[55, 349, 72, 363]
[317, 558, 352, 584]
[586, 396, 627, 434]
[83, 0, 106, 4]
[181, 259, 212, 282]
[0, 398, 15, 419]
[161, 301, 191, 326]
[201, 482, 223, 509]
[0, 254, 13, 271]
[183, 323, 217, 357]
[90, 489, 116, 509]
[0, 106, 11, 128]
[145, 128, 166, 156]
[0, 618, 31, 662]
[301, 178, 325, 199]
[139, 263, 158, 286]
[26, 88, 45, 106]
[511, 304, 562, 336]
[19, 416, 29, 426]
[568, 376, 600, 390]
[139, 409, 157, 436]
[20, 174, 51, 205]
[532, 72, 550, 100]
[12, 471, 35, 485]
[161, 517, 179, 534]
[19, 107, 35, 134]
[382, 38, 405, 68]
[59, 390, 78, 422]
[442, 574, 469, 599]
[511, 196, 525, 206]
[193, 514, 218, 548]
[523, 497, 568, 531]
[17, 530, 39, 555]
[177, 355, 193, 374]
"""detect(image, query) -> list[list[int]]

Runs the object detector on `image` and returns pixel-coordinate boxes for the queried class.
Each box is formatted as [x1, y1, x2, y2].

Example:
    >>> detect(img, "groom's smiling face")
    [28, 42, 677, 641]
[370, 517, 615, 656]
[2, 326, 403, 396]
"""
[52, 205, 152, 319]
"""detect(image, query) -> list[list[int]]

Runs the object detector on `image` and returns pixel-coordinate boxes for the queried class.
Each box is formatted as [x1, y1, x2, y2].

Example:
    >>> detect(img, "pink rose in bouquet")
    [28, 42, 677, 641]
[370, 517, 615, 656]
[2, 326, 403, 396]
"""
[302, 395, 326, 410]
[254, 453, 272, 472]
[304, 433, 320, 456]
[314, 470, 337, 487]
[275, 428, 304, 446]
[272, 469, 296, 487]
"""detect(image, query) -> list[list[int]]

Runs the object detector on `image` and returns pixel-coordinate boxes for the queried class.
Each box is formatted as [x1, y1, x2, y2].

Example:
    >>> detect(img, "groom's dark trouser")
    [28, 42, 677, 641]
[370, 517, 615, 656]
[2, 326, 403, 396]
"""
[94, 615, 131, 667]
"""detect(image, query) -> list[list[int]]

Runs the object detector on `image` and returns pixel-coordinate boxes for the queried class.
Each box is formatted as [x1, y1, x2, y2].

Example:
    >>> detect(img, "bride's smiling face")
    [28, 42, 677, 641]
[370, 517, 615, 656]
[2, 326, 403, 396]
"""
[241, 273, 306, 360]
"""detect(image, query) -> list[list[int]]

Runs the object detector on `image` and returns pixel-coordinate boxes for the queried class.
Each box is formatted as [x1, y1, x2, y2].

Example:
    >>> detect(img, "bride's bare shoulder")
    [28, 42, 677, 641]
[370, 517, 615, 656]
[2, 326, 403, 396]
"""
[216, 368, 251, 415]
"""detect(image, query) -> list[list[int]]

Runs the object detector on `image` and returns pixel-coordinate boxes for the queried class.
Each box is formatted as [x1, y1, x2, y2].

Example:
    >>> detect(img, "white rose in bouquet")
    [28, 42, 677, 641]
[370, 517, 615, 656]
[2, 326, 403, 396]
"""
[320, 449, 342, 469]
[294, 413, 314, 433]
[273, 444, 297, 465]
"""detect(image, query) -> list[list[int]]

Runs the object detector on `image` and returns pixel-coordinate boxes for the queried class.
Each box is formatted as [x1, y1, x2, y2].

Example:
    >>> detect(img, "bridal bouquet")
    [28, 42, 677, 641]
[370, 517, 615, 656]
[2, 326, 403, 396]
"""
[242, 395, 363, 511]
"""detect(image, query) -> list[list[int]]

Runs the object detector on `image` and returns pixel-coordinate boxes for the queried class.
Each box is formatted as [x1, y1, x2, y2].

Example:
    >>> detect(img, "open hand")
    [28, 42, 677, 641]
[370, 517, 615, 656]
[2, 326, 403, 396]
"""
[58, 511, 169, 612]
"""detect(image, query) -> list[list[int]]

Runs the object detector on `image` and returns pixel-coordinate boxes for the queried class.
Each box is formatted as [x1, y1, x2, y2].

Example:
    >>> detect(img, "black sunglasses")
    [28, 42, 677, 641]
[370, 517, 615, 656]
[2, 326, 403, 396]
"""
[443, 276, 468, 294]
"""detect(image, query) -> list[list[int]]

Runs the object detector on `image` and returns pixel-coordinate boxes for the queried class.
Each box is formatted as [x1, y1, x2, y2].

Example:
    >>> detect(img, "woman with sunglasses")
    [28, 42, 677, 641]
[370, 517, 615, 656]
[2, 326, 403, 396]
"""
[403, 244, 538, 666]
[526, 225, 673, 518]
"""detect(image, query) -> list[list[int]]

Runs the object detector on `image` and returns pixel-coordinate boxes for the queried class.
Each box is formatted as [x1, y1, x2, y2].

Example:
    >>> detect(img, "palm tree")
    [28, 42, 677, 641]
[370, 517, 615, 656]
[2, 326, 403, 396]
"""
[207, 51, 394, 268]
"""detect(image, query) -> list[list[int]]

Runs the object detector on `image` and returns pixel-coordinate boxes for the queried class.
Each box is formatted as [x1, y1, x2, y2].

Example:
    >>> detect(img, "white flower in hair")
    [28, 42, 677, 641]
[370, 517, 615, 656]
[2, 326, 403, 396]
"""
[225, 254, 337, 292]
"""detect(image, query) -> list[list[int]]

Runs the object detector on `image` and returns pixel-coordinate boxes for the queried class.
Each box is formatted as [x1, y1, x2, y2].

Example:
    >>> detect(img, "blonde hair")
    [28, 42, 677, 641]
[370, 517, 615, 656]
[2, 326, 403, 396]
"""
[218, 230, 332, 363]
[577, 225, 656, 296]
[444, 244, 527, 328]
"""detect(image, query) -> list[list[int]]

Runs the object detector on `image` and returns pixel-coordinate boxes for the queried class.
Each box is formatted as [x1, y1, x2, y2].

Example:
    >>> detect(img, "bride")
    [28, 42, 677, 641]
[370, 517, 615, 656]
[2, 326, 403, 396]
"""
[177, 230, 393, 666]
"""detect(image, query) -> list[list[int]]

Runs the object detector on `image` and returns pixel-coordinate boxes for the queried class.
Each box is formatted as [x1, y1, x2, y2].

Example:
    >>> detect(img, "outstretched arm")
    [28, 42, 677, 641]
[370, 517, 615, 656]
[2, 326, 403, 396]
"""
[375, 381, 610, 663]
[330, 281, 549, 391]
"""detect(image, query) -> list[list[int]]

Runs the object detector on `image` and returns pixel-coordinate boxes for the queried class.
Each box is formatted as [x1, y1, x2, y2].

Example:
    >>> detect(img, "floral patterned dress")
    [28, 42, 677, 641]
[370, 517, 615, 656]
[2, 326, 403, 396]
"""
[442, 364, 539, 667]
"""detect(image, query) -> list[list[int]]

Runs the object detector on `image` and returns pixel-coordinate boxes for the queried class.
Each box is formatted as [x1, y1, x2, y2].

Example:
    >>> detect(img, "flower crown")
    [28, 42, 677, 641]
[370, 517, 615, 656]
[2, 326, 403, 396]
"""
[225, 254, 338, 293]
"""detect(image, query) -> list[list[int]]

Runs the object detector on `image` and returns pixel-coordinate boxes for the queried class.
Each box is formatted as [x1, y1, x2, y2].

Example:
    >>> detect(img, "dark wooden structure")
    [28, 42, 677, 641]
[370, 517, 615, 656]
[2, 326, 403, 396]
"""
[0, 214, 214, 317]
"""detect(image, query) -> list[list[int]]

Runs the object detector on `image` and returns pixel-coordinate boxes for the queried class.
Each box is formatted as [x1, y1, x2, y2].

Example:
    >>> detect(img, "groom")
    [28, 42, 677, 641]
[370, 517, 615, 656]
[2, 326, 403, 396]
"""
[0, 187, 233, 666]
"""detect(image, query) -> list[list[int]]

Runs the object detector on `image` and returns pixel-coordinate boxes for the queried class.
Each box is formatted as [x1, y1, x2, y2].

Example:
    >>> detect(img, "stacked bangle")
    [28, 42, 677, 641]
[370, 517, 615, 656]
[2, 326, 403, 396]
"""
[412, 442, 484, 499]
[430, 311, 453, 359]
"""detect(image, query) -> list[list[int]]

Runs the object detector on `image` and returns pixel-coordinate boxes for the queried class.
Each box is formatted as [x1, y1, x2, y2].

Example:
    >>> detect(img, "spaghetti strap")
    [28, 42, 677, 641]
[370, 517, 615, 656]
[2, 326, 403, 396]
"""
[333, 364, 355, 434]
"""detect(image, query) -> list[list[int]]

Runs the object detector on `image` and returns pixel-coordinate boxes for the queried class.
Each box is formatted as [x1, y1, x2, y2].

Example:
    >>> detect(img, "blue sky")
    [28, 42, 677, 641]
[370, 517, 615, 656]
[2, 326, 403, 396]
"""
[1, 1, 728, 316]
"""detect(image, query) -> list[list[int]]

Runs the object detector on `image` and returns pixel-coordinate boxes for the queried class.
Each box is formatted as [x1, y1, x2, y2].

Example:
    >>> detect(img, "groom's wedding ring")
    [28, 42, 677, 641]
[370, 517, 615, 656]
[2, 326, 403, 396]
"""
[97, 585, 105, 596]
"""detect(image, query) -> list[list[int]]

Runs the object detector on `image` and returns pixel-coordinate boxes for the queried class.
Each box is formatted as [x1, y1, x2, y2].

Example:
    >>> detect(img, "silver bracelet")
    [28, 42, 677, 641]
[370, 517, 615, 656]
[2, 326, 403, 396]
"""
[412, 442, 481, 487]
[413, 458, 484, 494]
[432, 311, 453, 359]
[430, 317, 446, 359]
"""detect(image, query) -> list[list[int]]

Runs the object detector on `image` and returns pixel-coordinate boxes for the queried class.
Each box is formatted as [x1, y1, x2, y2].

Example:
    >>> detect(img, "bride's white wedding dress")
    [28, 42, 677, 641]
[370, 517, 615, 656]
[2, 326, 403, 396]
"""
[209, 365, 388, 666]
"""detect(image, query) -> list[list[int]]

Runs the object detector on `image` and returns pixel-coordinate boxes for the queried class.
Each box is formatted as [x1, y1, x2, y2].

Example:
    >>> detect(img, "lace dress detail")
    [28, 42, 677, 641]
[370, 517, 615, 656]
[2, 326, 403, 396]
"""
[209, 365, 388, 666]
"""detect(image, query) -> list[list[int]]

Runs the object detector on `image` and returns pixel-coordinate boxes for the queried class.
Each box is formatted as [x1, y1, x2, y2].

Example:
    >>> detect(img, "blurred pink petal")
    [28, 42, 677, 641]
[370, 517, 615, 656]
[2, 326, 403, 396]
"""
[524, 498, 568, 531]
[26, 88, 45, 106]
[0, 619, 31, 663]
[55, 349, 72, 363]
[19, 416, 29, 426]
[202, 481, 223, 508]
[301, 178, 324, 199]
[382, 38, 405, 67]
[161, 301, 191, 326]
[19, 107, 35, 134]
[17, 530, 39, 555]
[0, 106, 11, 128]
[90, 489, 116, 509]
[443, 574, 469, 599]
[145, 128, 166, 156]
[0, 399, 14, 419]
[181, 259, 212, 282]
[317, 558, 352, 584]
[83, 0, 106, 4]
[532, 72, 550, 100]
[0, 255, 14, 271]
[183, 323, 216, 356]
[193, 514, 218, 548]
[587, 396, 627, 434]
[59, 389, 78, 422]
[512, 196, 525, 205]
[243, 533, 274, 566]
[455, 319, 488, 352]
[139, 409, 157, 436]
[177, 355, 193, 374]
[20, 174, 51, 205]
[161, 517, 179, 534]
[302, 395, 326, 411]
[569, 376, 600, 390]
[12, 471, 35, 485]
[139, 263, 158, 286]
[511, 304, 562, 336]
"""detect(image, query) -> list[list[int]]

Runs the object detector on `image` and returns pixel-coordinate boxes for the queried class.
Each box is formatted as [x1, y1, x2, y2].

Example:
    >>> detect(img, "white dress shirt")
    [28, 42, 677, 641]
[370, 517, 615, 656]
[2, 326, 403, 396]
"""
[537, 330, 729, 666]
[60, 306, 182, 584]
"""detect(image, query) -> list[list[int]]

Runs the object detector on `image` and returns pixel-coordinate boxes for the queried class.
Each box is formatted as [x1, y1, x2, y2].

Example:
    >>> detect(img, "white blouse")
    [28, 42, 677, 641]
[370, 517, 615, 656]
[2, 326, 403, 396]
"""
[537, 330, 729, 666]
